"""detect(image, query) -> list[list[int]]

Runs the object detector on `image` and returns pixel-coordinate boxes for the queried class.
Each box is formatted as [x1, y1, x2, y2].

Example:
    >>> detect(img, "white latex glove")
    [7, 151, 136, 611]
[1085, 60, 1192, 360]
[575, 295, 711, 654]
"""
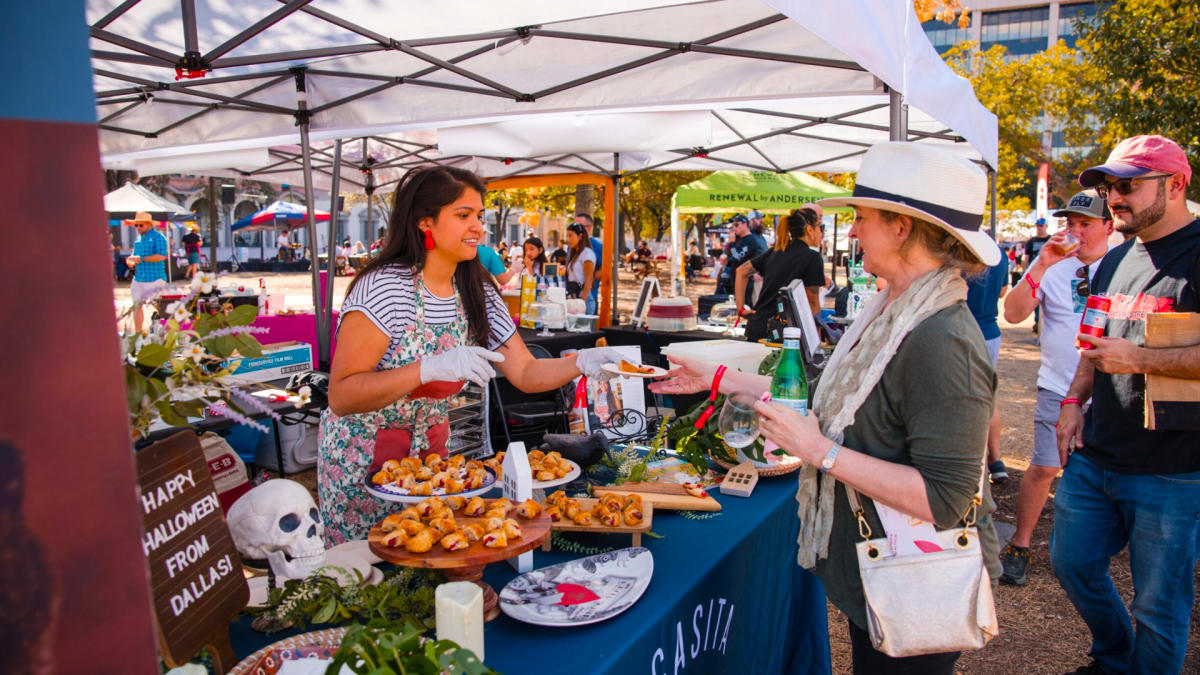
[420, 346, 505, 387]
[574, 347, 628, 381]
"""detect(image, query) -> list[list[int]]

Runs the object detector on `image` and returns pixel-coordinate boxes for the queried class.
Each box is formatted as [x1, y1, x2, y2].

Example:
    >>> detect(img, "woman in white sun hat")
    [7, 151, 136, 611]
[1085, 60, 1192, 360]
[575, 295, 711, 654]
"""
[652, 142, 1002, 672]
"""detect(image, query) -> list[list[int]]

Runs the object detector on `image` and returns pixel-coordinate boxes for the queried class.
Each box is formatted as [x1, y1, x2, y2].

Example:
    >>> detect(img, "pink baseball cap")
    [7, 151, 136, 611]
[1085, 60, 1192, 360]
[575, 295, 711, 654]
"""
[1079, 135, 1192, 188]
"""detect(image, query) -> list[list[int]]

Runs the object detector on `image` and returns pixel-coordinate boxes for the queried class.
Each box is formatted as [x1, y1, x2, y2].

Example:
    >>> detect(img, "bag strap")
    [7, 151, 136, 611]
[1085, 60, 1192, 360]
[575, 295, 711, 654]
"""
[845, 462, 985, 542]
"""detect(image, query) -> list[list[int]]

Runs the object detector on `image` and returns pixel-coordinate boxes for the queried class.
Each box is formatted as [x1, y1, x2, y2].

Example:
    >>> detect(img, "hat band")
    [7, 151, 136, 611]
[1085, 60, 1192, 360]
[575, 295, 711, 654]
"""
[852, 185, 982, 232]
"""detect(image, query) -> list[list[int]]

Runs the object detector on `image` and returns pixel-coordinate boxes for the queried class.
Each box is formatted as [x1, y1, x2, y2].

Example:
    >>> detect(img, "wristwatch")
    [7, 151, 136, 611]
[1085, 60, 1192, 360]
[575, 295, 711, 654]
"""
[819, 443, 841, 474]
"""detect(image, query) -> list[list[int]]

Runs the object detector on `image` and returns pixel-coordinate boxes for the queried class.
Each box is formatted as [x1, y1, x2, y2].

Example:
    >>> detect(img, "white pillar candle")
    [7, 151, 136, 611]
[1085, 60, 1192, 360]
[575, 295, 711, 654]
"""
[436, 582, 485, 661]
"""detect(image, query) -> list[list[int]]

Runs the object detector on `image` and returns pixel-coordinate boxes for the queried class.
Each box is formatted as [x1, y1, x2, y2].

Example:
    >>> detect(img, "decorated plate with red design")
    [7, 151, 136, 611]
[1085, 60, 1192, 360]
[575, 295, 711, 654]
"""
[498, 547, 652, 627]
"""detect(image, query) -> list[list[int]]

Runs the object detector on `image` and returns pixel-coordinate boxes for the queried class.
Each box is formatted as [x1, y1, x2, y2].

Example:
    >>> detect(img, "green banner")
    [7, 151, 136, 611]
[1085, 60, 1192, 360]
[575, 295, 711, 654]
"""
[674, 170, 851, 215]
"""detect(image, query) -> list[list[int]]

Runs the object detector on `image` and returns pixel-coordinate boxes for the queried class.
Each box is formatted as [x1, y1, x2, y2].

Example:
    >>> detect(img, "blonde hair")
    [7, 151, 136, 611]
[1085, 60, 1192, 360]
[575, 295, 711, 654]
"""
[774, 209, 815, 252]
[881, 210, 986, 277]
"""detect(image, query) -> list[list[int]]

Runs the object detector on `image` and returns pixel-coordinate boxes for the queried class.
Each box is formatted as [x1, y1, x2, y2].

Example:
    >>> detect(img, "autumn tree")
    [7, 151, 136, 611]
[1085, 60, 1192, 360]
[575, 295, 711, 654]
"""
[618, 170, 712, 244]
[942, 41, 1107, 211]
[1077, 0, 1200, 199]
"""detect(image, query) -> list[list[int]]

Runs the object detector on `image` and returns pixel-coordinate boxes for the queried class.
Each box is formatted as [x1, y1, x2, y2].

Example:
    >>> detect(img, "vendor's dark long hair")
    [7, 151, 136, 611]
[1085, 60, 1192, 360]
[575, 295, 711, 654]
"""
[566, 222, 590, 267]
[347, 166, 497, 346]
[773, 209, 814, 252]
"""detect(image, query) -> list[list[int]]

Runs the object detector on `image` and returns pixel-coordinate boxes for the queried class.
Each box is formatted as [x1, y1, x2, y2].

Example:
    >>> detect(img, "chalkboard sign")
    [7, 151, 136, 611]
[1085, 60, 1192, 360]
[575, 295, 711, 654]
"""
[136, 432, 248, 671]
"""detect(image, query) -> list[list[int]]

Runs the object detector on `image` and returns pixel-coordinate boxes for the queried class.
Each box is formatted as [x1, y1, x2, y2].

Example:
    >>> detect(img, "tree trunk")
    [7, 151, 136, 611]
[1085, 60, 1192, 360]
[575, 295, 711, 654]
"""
[574, 184, 594, 221]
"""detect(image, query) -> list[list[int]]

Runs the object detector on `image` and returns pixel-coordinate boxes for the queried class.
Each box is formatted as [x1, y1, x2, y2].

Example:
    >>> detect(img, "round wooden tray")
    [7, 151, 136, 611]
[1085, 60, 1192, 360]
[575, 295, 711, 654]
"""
[713, 448, 803, 477]
[229, 627, 348, 675]
[367, 502, 553, 620]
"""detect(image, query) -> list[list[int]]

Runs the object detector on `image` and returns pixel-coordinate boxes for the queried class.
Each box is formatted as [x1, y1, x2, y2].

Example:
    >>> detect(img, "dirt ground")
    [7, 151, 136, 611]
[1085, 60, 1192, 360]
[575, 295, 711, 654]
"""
[114, 265, 1199, 673]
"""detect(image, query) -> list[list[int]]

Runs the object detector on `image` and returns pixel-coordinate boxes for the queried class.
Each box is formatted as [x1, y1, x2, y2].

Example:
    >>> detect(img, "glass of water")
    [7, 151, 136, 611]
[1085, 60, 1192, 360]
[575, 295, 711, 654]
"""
[718, 392, 760, 449]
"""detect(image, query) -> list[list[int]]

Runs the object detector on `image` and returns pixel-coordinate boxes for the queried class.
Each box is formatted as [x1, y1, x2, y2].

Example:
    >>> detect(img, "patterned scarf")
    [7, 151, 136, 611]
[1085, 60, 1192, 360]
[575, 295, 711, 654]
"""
[796, 266, 967, 568]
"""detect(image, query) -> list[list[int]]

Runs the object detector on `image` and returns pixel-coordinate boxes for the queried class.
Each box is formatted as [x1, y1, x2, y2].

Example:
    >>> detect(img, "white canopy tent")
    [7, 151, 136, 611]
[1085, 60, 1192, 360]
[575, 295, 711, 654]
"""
[88, 0, 998, 365]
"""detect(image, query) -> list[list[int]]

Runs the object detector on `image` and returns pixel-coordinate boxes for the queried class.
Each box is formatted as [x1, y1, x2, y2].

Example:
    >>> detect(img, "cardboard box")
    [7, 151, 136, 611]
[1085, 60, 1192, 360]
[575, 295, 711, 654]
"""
[223, 341, 313, 384]
[1144, 313, 1200, 431]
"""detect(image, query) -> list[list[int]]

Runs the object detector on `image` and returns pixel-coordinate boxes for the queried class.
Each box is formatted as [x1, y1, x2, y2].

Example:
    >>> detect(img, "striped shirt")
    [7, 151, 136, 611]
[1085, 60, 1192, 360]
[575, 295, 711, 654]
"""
[132, 229, 169, 282]
[340, 264, 516, 367]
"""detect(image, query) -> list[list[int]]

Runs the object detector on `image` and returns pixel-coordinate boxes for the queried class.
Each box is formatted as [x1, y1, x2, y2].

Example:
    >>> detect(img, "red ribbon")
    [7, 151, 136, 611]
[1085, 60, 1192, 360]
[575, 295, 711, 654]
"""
[693, 365, 728, 430]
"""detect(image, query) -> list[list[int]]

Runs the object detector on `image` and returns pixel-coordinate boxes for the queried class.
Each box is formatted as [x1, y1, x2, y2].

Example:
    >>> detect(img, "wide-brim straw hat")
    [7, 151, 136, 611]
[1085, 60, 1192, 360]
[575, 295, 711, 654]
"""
[123, 211, 155, 226]
[817, 142, 1001, 266]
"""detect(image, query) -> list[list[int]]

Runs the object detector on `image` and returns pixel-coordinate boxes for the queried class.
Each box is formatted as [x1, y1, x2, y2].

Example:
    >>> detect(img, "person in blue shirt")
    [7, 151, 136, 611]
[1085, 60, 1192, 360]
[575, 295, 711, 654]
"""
[966, 254, 1011, 483]
[476, 244, 517, 285]
[125, 211, 170, 332]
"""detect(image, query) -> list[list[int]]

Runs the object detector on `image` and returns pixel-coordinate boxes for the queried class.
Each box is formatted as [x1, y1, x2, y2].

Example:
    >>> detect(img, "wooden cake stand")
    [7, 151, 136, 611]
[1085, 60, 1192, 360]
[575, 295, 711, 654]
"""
[368, 507, 552, 621]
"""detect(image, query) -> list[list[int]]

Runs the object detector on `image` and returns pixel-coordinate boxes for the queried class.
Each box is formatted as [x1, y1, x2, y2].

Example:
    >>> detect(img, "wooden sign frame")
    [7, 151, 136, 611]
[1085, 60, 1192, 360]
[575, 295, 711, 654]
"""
[631, 276, 660, 328]
[136, 432, 249, 671]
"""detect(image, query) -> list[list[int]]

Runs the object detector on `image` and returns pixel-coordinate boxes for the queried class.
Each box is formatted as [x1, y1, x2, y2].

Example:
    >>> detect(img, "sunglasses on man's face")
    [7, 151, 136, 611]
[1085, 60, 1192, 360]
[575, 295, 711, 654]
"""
[1094, 173, 1172, 200]
[1075, 264, 1090, 298]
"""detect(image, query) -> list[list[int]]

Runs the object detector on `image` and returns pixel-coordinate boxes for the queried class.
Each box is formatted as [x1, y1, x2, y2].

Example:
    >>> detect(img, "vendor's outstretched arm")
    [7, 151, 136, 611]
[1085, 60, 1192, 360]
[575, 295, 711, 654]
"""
[648, 355, 769, 397]
[494, 335, 582, 393]
[328, 312, 423, 416]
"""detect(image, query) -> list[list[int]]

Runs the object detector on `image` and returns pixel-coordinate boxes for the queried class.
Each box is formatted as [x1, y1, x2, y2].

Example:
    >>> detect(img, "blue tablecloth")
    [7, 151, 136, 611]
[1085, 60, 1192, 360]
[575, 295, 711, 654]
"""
[230, 474, 831, 674]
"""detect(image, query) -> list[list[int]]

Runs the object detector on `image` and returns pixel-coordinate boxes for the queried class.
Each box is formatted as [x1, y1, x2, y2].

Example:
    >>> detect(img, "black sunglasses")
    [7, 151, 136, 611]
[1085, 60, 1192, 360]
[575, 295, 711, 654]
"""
[1075, 264, 1090, 298]
[1095, 173, 1172, 199]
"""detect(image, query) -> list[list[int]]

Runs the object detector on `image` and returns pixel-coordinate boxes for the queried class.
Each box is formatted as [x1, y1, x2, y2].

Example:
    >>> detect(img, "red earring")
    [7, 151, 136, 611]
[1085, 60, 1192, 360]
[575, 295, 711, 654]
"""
[423, 229, 435, 250]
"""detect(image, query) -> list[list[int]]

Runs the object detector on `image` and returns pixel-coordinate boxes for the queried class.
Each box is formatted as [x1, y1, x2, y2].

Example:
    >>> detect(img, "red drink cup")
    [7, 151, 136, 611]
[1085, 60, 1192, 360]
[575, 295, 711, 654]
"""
[1077, 294, 1111, 349]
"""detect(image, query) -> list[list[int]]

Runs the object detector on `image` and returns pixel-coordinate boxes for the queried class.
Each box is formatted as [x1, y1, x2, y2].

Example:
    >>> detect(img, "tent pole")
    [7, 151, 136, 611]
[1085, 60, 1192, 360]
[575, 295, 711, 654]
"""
[989, 167, 997, 240]
[322, 139, 343, 371]
[602, 153, 619, 326]
[831, 215, 839, 288]
[207, 178, 219, 275]
[888, 88, 908, 142]
[294, 68, 323, 359]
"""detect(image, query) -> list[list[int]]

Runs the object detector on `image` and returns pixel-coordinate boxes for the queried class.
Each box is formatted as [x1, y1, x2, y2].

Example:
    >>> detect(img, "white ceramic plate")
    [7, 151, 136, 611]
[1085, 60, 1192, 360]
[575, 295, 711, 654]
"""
[499, 547, 653, 627]
[531, 458, 581, 489]
[600, 362, 669, 379]
[363, 465, 497, 503]
[328, 539, 384, 565]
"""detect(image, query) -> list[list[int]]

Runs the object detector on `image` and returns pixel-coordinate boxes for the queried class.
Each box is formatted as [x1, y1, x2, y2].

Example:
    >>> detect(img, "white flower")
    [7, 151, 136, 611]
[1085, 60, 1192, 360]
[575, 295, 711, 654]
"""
[172, 304, 192, 323]
[192, 272, 215, 294]
[134, 330, 150, 351]
[183, 344, 206, 363]
[295, 385, 312, 408]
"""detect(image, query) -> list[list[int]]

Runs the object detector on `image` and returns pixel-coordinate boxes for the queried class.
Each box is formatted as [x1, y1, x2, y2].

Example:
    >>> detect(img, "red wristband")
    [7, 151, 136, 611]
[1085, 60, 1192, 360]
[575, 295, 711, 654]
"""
[694, 365, 728, 429]
[1060, 397, 1082, 408]
[1025, 273, 1040, 299]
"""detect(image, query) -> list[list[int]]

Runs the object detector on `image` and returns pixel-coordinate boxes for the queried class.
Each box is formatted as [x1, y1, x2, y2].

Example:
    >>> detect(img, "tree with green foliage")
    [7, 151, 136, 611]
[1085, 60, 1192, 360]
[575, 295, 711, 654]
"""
[1077, 0, 1200, 200]
[619, 170, 711, 243]
[942, 41, 1107, 211]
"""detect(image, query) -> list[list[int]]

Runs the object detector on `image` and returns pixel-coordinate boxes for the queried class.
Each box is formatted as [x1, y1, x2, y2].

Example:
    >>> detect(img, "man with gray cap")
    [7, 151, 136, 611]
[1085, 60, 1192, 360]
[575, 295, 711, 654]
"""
[715, 214, 766, 297]
[1053, 135, 1200, 675]
[998, 189, 1112, 587]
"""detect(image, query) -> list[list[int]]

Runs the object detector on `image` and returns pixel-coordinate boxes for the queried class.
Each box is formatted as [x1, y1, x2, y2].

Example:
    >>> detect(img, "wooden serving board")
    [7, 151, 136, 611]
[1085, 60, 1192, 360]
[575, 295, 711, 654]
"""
[367, 502, 552, 570]
[543, 497, 653, 550]
[594, 482, 721, 512]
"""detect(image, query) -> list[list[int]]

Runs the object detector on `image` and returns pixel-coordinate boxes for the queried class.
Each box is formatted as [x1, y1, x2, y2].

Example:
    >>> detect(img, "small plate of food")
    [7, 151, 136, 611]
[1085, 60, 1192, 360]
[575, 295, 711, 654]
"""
[363, 453, 502, 503]
[601, 360, 670, 379]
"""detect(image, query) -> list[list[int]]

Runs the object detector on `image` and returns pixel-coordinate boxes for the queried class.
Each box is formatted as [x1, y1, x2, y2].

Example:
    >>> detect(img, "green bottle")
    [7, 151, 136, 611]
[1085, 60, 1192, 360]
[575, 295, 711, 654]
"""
[771, 326, 809, 415]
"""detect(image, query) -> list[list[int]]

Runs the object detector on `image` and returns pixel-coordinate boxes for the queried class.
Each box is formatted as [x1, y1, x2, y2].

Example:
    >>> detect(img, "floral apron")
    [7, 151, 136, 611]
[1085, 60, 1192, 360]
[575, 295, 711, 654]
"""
[318, 273, 468, 544]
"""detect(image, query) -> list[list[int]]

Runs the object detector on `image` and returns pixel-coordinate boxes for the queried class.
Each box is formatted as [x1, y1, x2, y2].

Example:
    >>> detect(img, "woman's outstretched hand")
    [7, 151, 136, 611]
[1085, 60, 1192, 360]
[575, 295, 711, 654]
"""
[647, 355, 717, 395]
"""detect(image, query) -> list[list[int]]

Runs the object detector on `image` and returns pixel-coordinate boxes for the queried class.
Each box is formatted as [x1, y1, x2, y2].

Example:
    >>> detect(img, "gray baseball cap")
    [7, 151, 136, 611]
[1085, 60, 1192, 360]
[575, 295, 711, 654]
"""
[1052, 190, 1111, 220]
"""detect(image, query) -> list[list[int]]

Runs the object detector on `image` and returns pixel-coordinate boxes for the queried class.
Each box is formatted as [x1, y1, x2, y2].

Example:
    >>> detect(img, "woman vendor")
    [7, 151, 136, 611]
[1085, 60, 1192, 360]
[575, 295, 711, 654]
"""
[564, 222, 597, 314]
[319, 166, 621, 544]
[652, 143, 1002, 673]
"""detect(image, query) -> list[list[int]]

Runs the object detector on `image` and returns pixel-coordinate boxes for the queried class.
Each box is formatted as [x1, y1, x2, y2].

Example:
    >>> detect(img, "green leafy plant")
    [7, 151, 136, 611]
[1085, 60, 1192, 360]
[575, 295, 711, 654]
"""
[121, 274, 300, 440]
[248, 566, 443, 632]
[326, 618, 497, 675]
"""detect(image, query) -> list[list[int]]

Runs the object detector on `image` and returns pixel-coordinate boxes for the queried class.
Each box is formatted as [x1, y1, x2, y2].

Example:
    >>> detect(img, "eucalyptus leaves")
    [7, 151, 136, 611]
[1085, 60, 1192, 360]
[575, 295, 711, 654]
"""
[250, 566, 444, 632]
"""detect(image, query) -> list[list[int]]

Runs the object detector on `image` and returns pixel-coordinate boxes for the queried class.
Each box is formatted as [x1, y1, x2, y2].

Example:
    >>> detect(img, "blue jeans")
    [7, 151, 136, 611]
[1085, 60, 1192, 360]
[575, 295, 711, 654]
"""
[585, 292, 597, 316]
[1050, 453, 1200, 674]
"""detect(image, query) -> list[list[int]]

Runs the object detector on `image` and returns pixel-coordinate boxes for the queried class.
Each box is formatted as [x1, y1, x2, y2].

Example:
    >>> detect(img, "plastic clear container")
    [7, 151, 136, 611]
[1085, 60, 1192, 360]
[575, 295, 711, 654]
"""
[565, 313, 599, 333]
[661, 339, 774, 373]
[645, 297, 697, 332]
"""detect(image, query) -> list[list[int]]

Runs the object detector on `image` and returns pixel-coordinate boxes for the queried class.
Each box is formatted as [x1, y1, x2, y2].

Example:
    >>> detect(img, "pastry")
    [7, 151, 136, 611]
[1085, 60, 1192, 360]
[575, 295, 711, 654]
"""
[683, 482, 708, 499]
[502, 518, 522, 539]
[461, 523, 485, 542]
[439, 531, 470, 551]
[399, 456, 422, 472]
[371, 470, 392, 486]
[516, 499, 542, 519]
[446, 454, 466, 468]
[380, 513, 405, 532]
[600, 510, 621, 527]
[599, 494, 624, 511]
[571, 511, 593, 526]
[543, 505, 563, 522]
[527, 449, 545, 463]
[430, 471, 451, 489]
[445, 496, 468, 511]
[381, 459, 402, 474]
[398, 473, 418, 490]
[535, 469, 555, 481]
[415, 497, 444, 518]
[482, 516, 504, 532]
[591, 502, 612, 518]
[564, 500, 582, 520]
[410, 481, 432, 496]
[624, 494, 643, 509]
[405, 529, 434, 553]
[545, 451, 563, 464]
[547, 490, 568, 506]
[491, 498, 513, 512]
[552, 465, 570, 478]
[618, 359, 656, 375]
[399, 519, 426, 536]
[481, 530, 508, 548]
[445, 478, 465, 494]
[622, 504, 644, 526]
[429, 517, 457, 536]
[430, 506, 455, 522]
[463, 497, 487, 517]
[425, 453, 444, 468]
[415, 466, 434, 481]
[381, 529, 408, 548]
[399, 507, 422, 521]
[483, 507, 508, 521]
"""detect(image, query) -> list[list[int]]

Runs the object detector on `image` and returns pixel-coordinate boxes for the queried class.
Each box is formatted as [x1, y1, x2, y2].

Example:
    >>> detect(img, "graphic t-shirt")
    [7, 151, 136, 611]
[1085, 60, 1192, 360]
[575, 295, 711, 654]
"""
[1036, 255, 1105, 396]
[719, 233, 768, 296]
[1081, 219, 1200, 474]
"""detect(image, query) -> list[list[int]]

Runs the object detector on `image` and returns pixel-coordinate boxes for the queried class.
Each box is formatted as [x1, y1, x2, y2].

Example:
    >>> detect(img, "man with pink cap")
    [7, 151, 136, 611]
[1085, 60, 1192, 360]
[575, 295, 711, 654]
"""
[1052, 135, 1200, 675]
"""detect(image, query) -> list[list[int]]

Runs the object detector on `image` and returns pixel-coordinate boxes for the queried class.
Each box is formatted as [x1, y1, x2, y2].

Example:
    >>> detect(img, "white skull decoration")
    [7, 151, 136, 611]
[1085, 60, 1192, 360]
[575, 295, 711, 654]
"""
[227, 480, 326, 579]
